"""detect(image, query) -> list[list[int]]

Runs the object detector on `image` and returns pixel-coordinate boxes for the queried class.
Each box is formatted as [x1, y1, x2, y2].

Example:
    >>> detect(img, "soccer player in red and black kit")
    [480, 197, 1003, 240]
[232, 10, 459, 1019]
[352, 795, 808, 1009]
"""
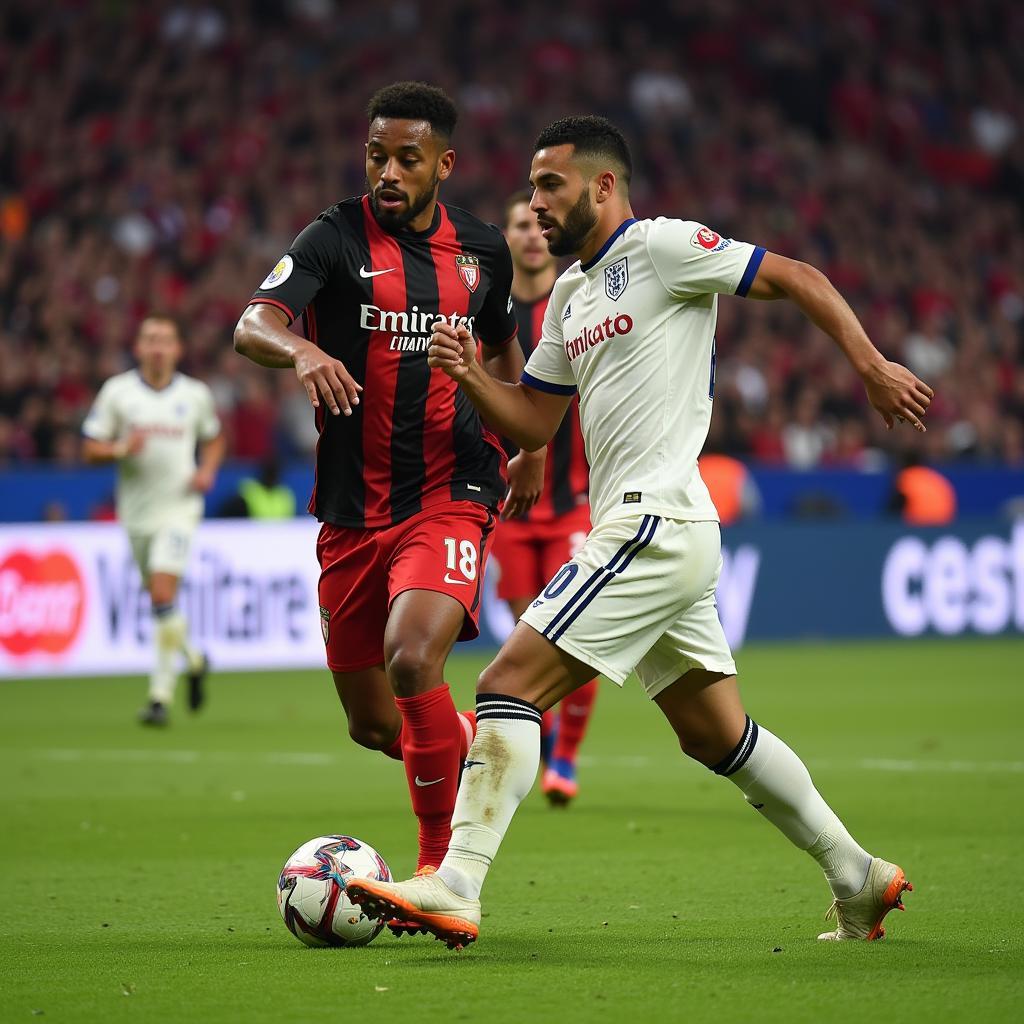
[492, 191, 599, 806]
[233, 84, 541, 919]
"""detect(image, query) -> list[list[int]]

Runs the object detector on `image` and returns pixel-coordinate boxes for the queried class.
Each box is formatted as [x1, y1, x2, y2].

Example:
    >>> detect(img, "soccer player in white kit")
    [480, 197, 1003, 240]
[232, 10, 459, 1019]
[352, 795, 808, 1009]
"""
[347, 117, 933, 947]
[83, 315, 225, 725]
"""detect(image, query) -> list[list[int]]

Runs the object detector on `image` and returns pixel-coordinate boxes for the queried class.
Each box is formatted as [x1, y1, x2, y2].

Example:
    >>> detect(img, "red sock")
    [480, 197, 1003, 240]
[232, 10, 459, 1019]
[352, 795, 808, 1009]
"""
[541, 709, 556, 743]
[394, 684, 461, 870]
[382, 723, 403, 761]
[457, 710, 476, 759]
[552, 679, 599, 764]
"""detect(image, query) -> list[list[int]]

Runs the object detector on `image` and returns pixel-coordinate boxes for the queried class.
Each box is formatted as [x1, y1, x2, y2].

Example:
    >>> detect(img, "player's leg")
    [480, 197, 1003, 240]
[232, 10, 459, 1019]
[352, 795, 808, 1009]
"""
[144, 524, 206, 719]
[346, 618, 595, 947]
[347, 514, 676, 945]
[317, 524, 403, 757]
[541, 510, 597, 804]
[639, 532, 911, 940]
[330, 666, 403, 757]
[491, 519, 556, 761]
[383, 588, 468, 869]
[382, 502, 498, 871]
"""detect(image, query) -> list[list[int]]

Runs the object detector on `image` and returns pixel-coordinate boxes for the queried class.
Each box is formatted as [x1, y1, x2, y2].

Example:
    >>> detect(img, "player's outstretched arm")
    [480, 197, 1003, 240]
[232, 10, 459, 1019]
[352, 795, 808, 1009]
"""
[428, 321, 571, 451]
[233, 304, 362, 417]
[745, 252, 934, 431]
[82, 430, 145, 464]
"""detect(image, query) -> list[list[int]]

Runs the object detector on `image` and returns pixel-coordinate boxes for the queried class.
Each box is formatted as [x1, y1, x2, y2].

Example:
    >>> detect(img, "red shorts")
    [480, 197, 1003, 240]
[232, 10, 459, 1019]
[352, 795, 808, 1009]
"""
[491, 504, 591, 602]
[316, 501, 496, 672]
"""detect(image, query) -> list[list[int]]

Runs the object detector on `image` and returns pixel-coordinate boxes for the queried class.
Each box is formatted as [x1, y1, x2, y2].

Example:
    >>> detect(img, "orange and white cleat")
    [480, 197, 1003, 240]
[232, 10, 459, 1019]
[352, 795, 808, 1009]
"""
[347, 867, 480, 950]
[542, 762, 579, 807]
[818, 858, 913, 941]
[386, 866, 437, 937]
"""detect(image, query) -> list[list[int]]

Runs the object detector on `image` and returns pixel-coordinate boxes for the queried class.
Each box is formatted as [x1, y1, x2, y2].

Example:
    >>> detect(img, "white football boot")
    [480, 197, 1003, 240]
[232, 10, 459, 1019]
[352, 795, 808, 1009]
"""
[818, 857, 913, 941]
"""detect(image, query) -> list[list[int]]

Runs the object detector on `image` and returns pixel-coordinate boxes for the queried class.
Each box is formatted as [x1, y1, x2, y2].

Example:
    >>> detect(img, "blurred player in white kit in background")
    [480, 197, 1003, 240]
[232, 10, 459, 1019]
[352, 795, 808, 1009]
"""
[83, 314, 225, 725]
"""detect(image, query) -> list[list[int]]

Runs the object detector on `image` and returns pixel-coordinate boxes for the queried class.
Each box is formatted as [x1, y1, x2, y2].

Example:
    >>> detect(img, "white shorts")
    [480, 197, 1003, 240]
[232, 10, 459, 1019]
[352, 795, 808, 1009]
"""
[128, 522, 196, 581]
[520, 514, 736, 699]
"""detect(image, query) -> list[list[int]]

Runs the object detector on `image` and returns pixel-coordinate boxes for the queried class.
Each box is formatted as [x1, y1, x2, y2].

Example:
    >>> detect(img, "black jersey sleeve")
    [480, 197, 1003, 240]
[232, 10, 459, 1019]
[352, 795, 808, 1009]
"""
[248, 217, 344, 324]
[474, 232, 518, 348]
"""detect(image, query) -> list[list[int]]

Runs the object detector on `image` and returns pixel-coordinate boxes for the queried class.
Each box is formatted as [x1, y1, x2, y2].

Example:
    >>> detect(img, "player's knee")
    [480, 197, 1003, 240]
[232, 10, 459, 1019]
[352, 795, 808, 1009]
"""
[385, 643, 440, 697]
[673, 724, 735, 769]
[347, 718, 397, 751]
[476, 659, 527, 699]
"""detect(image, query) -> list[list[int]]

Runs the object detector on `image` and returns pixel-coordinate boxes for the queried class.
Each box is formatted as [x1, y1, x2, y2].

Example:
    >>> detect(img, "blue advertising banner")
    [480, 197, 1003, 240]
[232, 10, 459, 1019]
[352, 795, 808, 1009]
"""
[478, 518, 1024, 650]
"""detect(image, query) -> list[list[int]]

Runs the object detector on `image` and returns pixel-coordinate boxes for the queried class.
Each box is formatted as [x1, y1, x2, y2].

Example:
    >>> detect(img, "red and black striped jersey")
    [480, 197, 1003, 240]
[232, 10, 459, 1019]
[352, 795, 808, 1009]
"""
[509, 293, 589, 522]
[249, 196, 518, 529]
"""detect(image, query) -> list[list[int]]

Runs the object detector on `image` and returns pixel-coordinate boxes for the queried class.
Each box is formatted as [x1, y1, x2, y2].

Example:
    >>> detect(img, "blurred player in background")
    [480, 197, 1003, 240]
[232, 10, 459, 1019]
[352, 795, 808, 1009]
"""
[82, 314, 223, 725]
[349, 115, 933, 949]
[234, 83, 538, 916]
[494, 190, 597, 806]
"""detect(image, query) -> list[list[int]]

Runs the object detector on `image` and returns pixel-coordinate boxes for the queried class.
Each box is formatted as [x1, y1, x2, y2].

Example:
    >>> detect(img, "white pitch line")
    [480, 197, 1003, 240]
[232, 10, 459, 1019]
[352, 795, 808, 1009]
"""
[861, 757, 1024, 774]
[23, 749, 1024, 774]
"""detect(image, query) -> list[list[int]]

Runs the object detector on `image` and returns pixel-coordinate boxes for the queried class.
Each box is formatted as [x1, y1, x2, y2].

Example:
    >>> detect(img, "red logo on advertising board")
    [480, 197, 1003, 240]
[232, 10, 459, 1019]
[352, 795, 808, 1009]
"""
[0, 550, 86, 657]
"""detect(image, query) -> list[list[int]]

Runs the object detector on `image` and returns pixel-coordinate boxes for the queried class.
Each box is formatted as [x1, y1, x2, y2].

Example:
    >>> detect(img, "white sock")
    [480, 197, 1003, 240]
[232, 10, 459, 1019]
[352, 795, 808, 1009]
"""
[149, 606, 185, 704]
[715, 717, 872, 899]
[436, 694, 541, 901]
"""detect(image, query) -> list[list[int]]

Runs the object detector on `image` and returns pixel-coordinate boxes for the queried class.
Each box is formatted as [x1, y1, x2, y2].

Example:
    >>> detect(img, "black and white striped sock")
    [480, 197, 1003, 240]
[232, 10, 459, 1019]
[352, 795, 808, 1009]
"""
[437, 693, 542, 900]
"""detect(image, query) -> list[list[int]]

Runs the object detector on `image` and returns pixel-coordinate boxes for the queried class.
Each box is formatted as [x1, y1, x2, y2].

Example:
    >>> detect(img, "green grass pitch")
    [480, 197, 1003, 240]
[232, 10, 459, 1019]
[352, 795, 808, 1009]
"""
[2, 638, 1022, 1023]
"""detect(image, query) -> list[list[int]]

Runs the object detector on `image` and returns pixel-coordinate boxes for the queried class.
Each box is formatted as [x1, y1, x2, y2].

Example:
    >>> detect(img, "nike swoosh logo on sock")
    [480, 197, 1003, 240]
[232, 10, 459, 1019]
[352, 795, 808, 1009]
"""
[415, 776, 445, 787]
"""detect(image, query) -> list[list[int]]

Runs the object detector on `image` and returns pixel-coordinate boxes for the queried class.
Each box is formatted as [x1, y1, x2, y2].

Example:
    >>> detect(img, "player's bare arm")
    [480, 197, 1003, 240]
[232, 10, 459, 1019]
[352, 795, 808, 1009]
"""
[233, 304, 363, 417]
[82, 429, 145, 464]
[190, 432, 226, 494]
[746, 252, 934, 432]
[428, 321, 571, 451]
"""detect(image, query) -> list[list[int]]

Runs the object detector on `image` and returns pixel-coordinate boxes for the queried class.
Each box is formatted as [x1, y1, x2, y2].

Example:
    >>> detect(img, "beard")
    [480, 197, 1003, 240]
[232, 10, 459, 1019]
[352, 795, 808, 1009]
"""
[545, 188, 599, 257]
[369, 173, 439, 232]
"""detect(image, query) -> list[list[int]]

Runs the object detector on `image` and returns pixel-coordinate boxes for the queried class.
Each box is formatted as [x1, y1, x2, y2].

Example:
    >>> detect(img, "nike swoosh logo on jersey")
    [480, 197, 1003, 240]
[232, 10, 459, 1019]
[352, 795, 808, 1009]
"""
[414, 776, 445, 787]
[359, 265, 397, 278]
[443, 573, 470, 586]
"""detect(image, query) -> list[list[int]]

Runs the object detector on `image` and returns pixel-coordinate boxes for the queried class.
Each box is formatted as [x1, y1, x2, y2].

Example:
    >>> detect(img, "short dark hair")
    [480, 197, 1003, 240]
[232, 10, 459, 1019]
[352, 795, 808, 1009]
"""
[139, 312, 183, 339]
[534, 115, 632, 185]
[366, 81, 458, 142]
[503, 188, 533, 226]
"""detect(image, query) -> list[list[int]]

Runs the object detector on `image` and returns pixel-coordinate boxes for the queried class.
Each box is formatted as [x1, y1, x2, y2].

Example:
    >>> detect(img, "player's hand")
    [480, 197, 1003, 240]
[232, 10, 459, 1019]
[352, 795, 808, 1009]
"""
[502, 448, 546, 520]
[862, 359, 934, 432]
[427, 320, 475, 380]
[119, 429, 145, 458]
[293, 339, 363, 416]
[189, 466, 217, 494]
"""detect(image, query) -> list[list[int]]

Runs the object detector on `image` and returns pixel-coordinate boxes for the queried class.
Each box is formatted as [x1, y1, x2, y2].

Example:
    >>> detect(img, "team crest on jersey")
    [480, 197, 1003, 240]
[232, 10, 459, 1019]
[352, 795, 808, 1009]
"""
[319, 606, 330, 644]
[691, 227, 732, 253]
[604, 257, 629, 301]
[456, 254, 480, 293]
[260, 254, 293, 289]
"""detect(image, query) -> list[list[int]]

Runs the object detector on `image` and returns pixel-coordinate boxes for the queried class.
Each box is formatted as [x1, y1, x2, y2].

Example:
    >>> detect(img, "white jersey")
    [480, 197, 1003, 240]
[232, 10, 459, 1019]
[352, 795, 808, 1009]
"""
[82, 370, 221, 533]
[522, 218, 764, 527]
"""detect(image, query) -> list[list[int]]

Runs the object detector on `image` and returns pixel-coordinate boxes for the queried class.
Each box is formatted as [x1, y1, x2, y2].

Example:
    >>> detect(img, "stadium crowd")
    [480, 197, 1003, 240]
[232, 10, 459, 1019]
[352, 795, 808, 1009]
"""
[0, 0, 1021, 470]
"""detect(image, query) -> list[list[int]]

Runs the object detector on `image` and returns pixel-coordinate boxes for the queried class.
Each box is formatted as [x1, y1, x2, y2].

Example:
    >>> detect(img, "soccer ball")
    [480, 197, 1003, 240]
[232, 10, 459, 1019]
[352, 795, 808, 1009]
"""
[277, 835, 392, 947]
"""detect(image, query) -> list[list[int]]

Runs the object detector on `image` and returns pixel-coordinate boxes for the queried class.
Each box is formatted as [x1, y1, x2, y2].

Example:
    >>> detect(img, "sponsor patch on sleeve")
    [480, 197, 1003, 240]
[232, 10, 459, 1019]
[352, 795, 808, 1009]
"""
[623, 491, 642, 504]
[260, 255, 294, 289]
[690, 226, 732, 253]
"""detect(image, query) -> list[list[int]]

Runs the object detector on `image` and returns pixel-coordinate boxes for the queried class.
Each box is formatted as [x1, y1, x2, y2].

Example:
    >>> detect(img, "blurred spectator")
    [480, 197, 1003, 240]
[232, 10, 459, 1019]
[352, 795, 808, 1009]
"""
[0, 0, 1020, 471]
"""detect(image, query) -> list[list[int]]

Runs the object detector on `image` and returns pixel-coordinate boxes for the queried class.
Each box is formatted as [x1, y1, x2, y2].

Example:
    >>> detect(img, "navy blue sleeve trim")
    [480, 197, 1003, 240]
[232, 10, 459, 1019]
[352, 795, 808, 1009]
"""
[735, 246, 766, 297]
[521, 370, 577, 395]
